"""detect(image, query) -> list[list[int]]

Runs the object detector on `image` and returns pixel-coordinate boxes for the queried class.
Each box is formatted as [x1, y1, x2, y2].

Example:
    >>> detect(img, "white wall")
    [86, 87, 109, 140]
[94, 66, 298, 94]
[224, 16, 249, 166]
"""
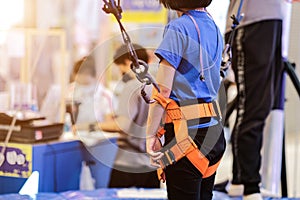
[285, 3, 300, 136]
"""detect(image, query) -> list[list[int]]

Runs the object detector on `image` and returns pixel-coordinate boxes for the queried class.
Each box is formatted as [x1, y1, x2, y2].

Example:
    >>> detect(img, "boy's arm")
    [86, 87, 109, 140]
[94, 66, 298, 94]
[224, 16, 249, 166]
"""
[146, 59, 176, 166]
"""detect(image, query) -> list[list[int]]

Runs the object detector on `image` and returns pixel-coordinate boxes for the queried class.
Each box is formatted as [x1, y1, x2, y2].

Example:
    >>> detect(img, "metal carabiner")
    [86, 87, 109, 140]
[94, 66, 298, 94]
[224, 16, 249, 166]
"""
[131, 60, 160, 92]
[141, 83, 157, 104]
[220, 43, 232, 78]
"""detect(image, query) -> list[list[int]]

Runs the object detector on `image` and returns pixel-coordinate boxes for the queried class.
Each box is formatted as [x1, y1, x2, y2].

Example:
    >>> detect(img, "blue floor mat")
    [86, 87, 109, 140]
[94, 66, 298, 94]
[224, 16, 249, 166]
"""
[0, 189, 299, 200]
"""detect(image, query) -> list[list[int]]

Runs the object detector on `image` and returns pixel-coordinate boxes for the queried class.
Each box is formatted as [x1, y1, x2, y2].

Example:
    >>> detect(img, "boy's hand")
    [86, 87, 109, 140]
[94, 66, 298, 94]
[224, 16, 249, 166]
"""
[146, 135, 164, 168]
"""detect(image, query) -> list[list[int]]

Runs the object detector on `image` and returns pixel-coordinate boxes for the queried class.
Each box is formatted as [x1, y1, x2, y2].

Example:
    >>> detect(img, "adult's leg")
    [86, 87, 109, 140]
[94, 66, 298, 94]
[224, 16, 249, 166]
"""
[230, 20, 283, 195]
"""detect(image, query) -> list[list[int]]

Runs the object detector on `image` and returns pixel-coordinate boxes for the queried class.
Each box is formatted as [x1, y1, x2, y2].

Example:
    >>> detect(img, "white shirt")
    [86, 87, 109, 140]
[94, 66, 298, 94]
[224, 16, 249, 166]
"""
[67, 82, 114, 123]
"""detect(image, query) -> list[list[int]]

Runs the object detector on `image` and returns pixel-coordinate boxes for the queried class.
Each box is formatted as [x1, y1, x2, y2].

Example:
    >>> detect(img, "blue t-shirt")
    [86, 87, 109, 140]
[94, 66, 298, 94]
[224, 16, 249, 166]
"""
[155, 10, 223, 128]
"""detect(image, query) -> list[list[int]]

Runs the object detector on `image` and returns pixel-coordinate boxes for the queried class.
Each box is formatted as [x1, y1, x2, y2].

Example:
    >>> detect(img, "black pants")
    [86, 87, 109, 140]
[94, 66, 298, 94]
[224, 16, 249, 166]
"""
[108, 168, 160, 188]
[164, 123, 225, 200]
[227, 20, 284, 195]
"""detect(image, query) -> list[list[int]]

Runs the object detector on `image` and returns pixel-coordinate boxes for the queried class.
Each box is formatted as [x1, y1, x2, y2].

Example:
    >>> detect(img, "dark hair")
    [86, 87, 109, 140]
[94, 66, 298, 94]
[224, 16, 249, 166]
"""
[70, 56, 96, 82]
[113, 43, 149, 65]
[159, 0, 212, 10]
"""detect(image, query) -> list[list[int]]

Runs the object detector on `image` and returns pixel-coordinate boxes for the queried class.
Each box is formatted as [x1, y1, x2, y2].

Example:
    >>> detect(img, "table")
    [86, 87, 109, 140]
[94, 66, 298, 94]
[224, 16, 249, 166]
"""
[0, 131, 119, 194]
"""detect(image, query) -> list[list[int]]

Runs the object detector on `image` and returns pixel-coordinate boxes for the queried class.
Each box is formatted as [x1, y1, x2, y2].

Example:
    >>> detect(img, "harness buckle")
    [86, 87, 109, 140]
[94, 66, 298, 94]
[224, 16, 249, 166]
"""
[160, 149, 176, 168]
[177, 136, 198, 155]
[165, 150, 176, 164]
[166, 108, 183, 121]
[160, 150, 176, 169]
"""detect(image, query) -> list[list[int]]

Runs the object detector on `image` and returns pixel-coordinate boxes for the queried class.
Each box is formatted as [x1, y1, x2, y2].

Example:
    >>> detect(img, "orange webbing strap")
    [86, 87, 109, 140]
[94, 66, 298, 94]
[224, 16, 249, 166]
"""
[203, 159, 222, 178]
[158, 136, 197, 168]
[156, 127, 166, 138]
[153, 93, 221, 181]
[186, 148, 222, 178]
[153, 92, 188, 142]
[157, 148, 221, 181]
[163, 102, 218, 124]
[181, 102, 218, 121]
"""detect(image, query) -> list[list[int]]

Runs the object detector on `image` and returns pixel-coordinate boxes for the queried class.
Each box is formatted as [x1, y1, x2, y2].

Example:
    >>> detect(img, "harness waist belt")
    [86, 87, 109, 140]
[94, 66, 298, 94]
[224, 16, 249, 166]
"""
[164, 101, 219, 124]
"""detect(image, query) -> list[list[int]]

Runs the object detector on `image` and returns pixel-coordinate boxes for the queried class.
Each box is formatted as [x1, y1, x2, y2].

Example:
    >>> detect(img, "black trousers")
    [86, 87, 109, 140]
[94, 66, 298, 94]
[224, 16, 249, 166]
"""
[227, 20, 284, 195]
[163, 123, 225, 200]
[108, 168, 160, 188]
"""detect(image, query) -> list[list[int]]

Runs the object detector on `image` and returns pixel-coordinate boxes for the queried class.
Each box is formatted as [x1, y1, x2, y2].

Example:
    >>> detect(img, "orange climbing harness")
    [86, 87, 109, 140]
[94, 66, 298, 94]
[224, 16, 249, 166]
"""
[153, 92, 222, 182]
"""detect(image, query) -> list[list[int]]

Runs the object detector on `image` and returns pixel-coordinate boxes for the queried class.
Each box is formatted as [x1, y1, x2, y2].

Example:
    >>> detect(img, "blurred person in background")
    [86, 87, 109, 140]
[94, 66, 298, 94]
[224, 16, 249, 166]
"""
[67, 56, 114, 127]
[97, 43, 160, 188]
